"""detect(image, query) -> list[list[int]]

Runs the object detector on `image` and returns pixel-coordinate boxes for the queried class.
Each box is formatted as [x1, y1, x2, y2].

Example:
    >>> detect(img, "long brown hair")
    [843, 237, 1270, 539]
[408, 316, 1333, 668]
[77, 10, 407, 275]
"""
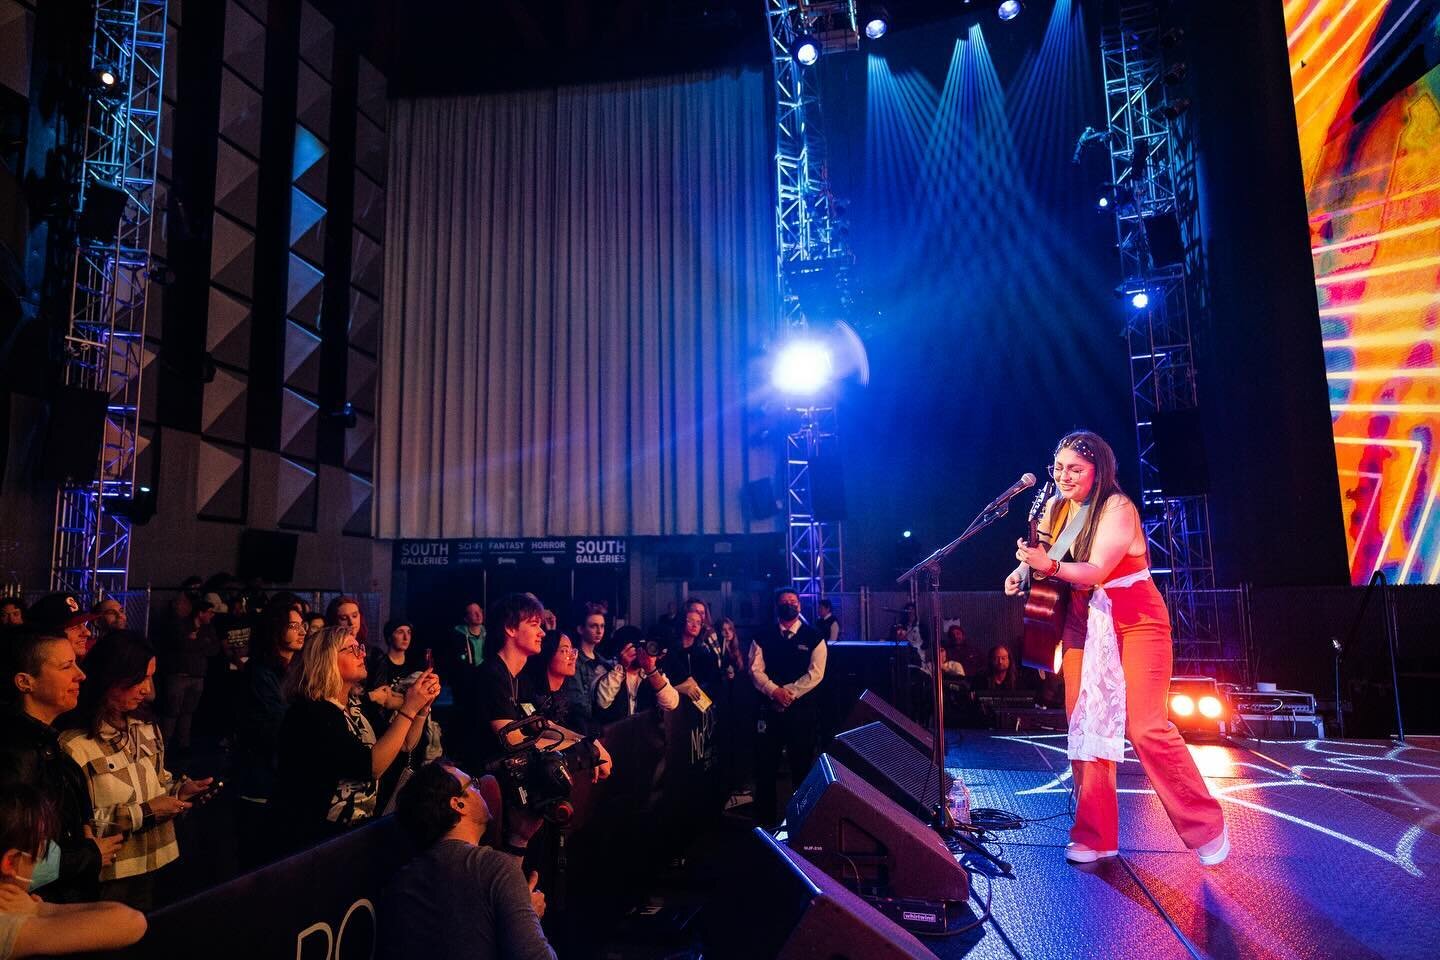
[1046, 430, 1130, 563]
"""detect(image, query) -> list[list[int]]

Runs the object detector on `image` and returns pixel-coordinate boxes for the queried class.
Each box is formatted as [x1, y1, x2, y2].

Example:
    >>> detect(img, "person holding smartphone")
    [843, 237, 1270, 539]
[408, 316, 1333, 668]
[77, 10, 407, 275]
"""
[59, 631, 217, 910]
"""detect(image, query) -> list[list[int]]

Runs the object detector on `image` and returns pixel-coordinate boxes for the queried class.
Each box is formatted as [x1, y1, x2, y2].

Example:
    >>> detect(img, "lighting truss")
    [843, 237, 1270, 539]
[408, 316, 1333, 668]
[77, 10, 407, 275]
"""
[51, 0, 168, 600]
[1101, 3, 1244, 682]
[766, 0, 854, 613]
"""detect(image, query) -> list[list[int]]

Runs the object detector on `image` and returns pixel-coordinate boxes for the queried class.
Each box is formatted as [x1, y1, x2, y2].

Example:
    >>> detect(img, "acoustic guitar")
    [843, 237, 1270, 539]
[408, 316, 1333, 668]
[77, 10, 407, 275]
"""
[1020, 481, 1068, 673]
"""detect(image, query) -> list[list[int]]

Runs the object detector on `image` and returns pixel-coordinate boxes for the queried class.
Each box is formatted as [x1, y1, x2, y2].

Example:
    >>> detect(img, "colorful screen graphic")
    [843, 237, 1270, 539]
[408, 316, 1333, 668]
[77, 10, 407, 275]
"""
[1285, 1, 1440, 584]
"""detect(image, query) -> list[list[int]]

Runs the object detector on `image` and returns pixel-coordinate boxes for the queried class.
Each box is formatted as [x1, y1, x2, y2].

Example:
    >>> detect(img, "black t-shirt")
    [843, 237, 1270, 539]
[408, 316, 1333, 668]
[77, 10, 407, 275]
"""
[273, 698, 376, 850]
[472, 657, 525, 767]
[366, 651, 416, 691]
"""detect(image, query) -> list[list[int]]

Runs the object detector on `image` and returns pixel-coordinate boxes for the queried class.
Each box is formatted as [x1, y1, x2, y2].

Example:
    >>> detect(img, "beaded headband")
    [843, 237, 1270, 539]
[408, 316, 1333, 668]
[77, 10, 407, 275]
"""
[1057, 436, 1097, 461]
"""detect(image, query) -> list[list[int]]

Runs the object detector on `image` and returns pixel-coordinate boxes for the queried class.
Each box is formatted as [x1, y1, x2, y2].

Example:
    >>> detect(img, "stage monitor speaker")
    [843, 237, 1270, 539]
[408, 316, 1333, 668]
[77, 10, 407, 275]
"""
[844, 689, 933, 756]
[788, 754, 968, 904]
[831, 721, 948, 821]
[743, 477, 780, 520]
[704, 827, 932, 960]
[238, 529, 299, 583]
[810, 456, 847, 521]
[40, 387, 107, 483]
[1151, 408, 1209, 496]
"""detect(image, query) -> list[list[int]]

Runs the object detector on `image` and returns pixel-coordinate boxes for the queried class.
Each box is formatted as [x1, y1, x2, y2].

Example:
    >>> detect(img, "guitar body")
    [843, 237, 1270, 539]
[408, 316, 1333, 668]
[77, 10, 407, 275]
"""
[1018, 480, 1068, 673]
[1021, 579, 1069, 673]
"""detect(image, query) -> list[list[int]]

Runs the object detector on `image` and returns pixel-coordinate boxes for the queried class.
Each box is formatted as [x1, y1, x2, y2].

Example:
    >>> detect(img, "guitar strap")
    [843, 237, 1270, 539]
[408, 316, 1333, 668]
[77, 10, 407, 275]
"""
[1047, 499, 1090, 563]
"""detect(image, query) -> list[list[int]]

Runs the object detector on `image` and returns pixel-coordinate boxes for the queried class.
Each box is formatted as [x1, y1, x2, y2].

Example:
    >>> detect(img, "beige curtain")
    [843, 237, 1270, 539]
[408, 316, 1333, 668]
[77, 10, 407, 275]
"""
[377, 69, 777, 538]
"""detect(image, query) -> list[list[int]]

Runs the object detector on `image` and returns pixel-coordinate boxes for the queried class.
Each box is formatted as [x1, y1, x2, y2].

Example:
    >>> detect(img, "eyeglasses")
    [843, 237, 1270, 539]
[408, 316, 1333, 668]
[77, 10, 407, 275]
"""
[339, 642, 367, 659]
[558, 648, 578, 658]
[286, 621, 305, 632]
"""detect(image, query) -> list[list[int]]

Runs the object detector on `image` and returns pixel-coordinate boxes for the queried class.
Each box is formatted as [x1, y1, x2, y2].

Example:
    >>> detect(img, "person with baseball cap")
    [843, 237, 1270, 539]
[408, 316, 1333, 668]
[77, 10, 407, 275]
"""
[26, 594, 100, 662]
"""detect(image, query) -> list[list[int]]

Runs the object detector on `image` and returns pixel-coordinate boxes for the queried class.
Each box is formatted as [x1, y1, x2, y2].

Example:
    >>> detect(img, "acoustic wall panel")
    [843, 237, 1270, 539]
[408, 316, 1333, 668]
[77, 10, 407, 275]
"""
[296, 63, 331, 141]
[223, 0, 266, 88]
[214, 140, 260, 226]
[351, 230, 382, 298]
[198, 440, 247, 522]
[283, 320, 323, 395]
[344, 413, 374, 476]
[279, 388, 319, 461]
[348, 288, 380, 355]
[293, 124, 328, 200]
[206, 287, 252, 368]
[286, 252, 325, 329]
[298, 2, 334, 79]
[345, 349, 376, 414]
[352, 170, 384, 241]
[210, 214, 256, 296]
[289, 187, 326, 263]
[343, 472, 373, 536]
[277, 457, 318, 530]
[201, 368, 248, 444]
[355, 113, 386, 184]
[218, 68, 263, 158]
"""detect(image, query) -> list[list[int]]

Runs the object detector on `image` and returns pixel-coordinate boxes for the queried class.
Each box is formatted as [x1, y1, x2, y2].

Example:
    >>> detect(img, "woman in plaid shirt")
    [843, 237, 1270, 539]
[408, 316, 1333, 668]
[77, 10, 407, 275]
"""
[59, 632, 215, 910]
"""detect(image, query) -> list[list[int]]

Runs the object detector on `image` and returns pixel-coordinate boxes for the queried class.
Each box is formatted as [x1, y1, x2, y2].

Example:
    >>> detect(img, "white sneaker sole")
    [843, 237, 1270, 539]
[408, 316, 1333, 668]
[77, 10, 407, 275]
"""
[1197, 829, 1230, 866]
[1065, 846, 1119, 863]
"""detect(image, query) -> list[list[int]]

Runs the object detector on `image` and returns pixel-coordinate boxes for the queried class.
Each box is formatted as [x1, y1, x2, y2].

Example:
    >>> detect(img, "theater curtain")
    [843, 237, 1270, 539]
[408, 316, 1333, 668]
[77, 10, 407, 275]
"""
[376, 69, 777, 538]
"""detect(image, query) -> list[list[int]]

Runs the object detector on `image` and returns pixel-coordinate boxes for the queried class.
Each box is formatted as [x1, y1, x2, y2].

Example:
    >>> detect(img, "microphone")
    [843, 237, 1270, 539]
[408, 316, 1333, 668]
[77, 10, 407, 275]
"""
[986, 473, 1037, 510]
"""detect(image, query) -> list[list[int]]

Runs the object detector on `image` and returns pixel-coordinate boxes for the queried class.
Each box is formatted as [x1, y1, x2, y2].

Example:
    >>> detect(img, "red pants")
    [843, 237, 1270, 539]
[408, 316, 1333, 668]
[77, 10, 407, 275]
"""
[1062, 625, 1225, 851]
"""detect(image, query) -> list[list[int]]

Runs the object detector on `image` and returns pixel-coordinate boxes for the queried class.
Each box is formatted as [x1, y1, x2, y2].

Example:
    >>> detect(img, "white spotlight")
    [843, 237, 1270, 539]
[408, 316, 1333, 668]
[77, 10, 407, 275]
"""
[998, 1, 1022, 21]
[772, 341, 834, 395]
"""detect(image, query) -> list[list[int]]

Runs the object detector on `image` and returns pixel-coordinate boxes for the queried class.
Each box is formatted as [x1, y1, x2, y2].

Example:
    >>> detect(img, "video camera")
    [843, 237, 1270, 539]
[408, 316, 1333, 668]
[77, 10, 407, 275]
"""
[485, 714, 604, 824]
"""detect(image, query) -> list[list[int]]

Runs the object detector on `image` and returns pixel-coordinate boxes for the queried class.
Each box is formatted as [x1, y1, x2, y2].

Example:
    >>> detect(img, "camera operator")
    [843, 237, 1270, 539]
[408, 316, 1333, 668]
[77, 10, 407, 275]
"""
[595, 626, 680, 723]
[381, 760, 555, 960]
[474, 595, 612, 846]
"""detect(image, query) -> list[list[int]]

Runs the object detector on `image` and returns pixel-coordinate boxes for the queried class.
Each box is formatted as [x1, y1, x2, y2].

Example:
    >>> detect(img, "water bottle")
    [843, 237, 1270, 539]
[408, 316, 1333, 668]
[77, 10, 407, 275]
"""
[945, 775, 972, 826]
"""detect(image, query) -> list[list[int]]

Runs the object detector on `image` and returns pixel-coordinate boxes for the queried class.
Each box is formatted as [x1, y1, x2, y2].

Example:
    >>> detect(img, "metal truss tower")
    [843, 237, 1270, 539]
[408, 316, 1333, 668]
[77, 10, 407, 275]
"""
[766, 0, 856, 614]
[51, 1, 168, 599]
[1100, 3, 1225, 672]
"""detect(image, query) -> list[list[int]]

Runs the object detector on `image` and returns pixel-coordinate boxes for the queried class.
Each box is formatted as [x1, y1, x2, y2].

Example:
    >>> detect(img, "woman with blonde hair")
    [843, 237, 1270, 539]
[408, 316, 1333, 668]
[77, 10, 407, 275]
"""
[272, 625, 439, 852]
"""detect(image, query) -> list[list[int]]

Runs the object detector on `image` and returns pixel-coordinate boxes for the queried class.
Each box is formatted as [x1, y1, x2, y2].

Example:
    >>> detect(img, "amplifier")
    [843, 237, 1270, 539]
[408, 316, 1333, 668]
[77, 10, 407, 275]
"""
[1234, 714, 1325, 739]
[1228, 689, 1318, 717]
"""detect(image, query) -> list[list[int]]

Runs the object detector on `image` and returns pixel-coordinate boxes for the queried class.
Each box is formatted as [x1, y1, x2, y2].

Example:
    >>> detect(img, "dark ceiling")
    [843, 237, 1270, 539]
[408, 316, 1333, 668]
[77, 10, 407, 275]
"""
[312, 0, 1045, 96]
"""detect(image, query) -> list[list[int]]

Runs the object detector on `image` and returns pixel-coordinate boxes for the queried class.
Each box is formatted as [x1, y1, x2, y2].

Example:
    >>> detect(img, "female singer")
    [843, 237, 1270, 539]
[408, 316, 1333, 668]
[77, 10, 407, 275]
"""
[1004, 430, 1228, 865]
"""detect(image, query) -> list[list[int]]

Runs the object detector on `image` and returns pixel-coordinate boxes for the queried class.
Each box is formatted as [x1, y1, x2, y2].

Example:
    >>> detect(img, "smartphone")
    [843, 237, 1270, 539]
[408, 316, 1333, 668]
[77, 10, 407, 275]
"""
[192, 779, 224, 804]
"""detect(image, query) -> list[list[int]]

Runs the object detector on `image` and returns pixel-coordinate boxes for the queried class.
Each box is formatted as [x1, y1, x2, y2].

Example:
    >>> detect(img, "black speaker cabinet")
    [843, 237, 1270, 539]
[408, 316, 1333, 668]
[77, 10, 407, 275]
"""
[844, 689, 933, 755]
[238, 529, 299, 583]
[788, 754, 968, 904]
[831, 721, 949, 821]
[40, 387, 108, 483]
[705, 827, 933, 960]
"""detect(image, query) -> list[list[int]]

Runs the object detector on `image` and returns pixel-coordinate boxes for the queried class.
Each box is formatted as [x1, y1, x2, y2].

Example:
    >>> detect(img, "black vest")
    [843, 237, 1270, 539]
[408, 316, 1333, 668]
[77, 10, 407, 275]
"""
[815, 614, 837, 641]
[754, 621, 823, 688]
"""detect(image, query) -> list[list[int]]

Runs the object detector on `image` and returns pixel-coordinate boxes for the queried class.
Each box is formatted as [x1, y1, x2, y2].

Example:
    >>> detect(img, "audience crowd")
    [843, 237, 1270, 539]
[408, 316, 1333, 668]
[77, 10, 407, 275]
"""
[0, 579, 1053, 958]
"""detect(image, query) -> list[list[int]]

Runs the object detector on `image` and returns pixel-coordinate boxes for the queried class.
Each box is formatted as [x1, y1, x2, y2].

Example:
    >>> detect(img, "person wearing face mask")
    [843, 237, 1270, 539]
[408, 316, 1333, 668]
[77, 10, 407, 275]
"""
[1005, 430, 1227, 867]
[749, 588, 827, 828]
[0, 785, 147, 957]
[0, 631, 122, 904]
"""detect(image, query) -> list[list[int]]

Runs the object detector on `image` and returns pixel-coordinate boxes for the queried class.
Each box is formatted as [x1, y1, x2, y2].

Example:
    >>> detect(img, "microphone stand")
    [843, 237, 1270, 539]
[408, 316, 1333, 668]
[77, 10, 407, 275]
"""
[898, 495, 1019, 875]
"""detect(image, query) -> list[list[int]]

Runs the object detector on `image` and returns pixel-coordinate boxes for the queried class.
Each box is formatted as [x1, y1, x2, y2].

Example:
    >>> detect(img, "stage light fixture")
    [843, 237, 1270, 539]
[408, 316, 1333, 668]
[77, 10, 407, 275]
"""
[1163, 62, 1188, 86]
[794, 34, 821, 66]
[92, 65, 120, 88]
[772, 340, 834, 395]
[863, 5, 889, 39]
[997, 1, 1022, 21]
[902, 529, 912, 539]
[1148, 99, 1191, 123]
[1131, 291, 1150, 309]
[1097, 195, 1110, 210]
[1168, 676, 1226, 739]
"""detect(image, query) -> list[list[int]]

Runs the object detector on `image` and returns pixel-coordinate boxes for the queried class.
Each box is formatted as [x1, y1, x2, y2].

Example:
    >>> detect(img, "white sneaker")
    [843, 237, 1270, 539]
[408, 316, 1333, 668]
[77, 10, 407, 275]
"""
[1065, 842, 1119, 863]
[1196, 824, 1230, 866]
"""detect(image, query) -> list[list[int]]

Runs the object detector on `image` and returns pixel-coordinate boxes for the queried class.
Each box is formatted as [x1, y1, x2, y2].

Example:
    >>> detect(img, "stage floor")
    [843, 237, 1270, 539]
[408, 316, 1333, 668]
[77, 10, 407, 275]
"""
[925, 731, 1440, 960]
